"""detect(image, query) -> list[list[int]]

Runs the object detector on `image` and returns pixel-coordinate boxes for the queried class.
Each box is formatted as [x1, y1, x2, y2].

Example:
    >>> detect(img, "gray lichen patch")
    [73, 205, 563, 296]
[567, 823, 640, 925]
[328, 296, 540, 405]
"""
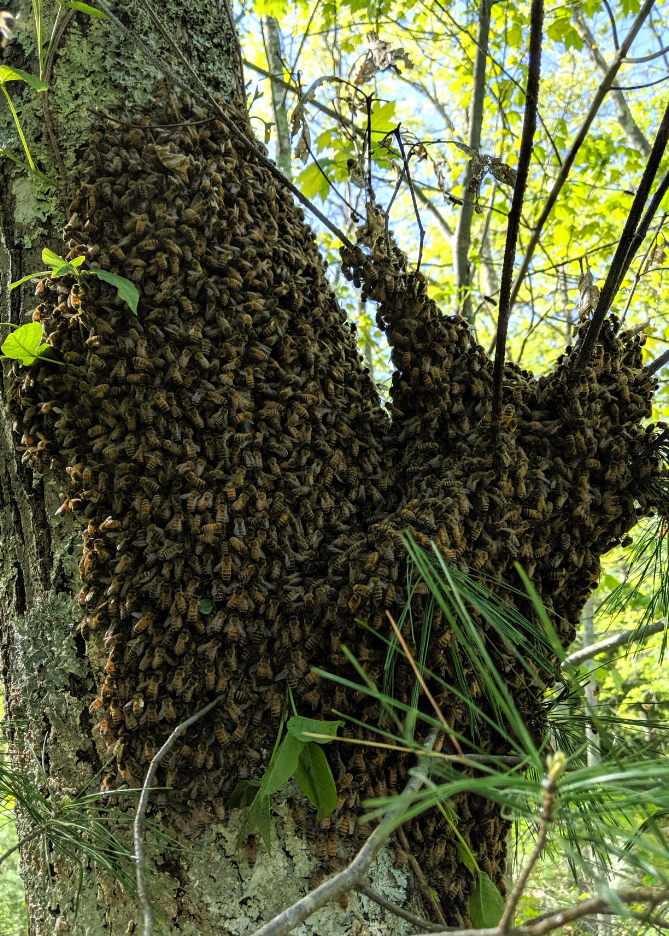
[177, 789, 417, 936]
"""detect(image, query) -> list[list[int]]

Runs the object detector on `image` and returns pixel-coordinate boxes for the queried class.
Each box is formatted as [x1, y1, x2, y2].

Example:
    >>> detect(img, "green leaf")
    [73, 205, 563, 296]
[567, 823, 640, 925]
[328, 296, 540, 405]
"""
[0, 66, 48, 91]
[0, 321, 47, 365]
[63, 0, 108, 17]
[249, 794, 272, 854]
[9, 271, 50, 291]
[93, 270, 140, 315]
[42, 248, 68, 270]
[287, 716, 344, 744]
[469, 872, 505, 929]
[227, 780, 261, 809]
[457, 841, 478, 873]
[260, 733, 304, 797]
[294, 743, 337, 820]
[199, 598, 214, 615]
[70, 256, 86, 268]
[296, 161, 331, 201]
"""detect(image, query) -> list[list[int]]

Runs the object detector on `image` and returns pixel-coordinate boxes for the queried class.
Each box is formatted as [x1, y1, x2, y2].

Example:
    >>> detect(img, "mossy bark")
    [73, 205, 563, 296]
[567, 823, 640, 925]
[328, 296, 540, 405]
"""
[0, 4, 422, 934]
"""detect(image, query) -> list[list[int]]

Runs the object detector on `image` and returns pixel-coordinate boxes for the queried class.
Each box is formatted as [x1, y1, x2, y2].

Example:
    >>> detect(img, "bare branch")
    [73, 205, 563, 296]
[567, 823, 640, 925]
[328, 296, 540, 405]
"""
[576, 101, 669, 370]
[491, 0, 544, 426]
[414, 185, 455, 239]
[565, 618, 666, 667]
[507, 0, 656, 312]
[499, 754, 564, 933]
[620, 213, 668, 323]
[626, 42, 669, 63]
[572, 9, 650, 155]
[648, 346, 669, 375]
[134, 695, 224, 936]
[355, 881, 447, 932]
[601, 0, 619, 49]
[249, 727, 440, 936]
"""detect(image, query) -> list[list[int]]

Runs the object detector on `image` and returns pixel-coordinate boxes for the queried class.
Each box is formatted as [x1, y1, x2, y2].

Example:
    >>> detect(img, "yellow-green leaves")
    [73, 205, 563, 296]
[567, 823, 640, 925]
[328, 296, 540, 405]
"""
[0, 322, 54, 366]
[10, 250, 140, 316]
[62, 1, 108, 18]
[0, 66, 48, 91]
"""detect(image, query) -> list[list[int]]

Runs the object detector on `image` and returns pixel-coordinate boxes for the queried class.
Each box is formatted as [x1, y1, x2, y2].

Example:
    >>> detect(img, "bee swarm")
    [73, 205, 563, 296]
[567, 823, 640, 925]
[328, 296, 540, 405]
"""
[8, 90, 663, 922]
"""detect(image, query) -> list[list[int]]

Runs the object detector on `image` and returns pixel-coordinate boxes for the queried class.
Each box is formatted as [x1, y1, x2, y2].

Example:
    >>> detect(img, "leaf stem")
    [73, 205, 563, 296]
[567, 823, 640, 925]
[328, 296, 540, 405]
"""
[1, 85, 36, 170]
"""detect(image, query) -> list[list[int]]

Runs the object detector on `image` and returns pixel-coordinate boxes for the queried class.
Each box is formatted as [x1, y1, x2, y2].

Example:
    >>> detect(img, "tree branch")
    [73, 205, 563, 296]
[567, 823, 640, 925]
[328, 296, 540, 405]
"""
[249, 727, 440, 936]
[499, 754, 564, 933]
[572, 8, 650, 155]
[507, 0, 656, 312]
[564, 619, 666, 667]
[575, 100, 669, 370]
[490, 0, 544, 426]
[453, 0, 493, 323]
[355, 881, 447, 932]
[134, 695, 224, 936]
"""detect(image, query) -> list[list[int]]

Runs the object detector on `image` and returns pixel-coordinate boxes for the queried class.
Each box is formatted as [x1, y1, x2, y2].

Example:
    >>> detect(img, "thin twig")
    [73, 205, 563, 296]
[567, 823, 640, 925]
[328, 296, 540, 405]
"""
[565, 619, 667, 667]
[396, 824, 448, 925]
[355, 881, 446, 932]
[602, 0, 619, 49]
[387, 611, 463, 755]
[91, 0, 355, 250]
[620, 214, 667, 324]
[507, 0, 656, 312]
[0, 826, 43, 867]
[490, 0, 544, 426]
[249, 727, 439, 936]
[393, 129, 426, 271]
[134, 694, 224, 936]
[576, 101, 669, 370]
[498, 754, 565, 933]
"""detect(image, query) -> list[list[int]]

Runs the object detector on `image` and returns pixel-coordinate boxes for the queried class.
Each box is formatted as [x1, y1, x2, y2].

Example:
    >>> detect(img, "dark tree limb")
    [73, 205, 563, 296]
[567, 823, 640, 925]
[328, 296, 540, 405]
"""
[575, 101, 669, 370]
[490, 0, 544, 425]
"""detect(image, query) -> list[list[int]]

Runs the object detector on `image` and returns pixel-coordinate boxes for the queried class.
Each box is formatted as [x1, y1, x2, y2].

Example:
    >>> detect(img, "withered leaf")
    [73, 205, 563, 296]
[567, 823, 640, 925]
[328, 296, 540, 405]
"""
[153, 144, 190, 183]
[355, 30, 414, 84]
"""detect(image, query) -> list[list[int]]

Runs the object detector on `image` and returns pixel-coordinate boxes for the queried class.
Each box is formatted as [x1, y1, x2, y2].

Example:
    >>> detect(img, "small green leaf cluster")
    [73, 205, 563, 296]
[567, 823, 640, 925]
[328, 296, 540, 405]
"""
[228, 716, 342, 853]
[2, 249, 140, 368]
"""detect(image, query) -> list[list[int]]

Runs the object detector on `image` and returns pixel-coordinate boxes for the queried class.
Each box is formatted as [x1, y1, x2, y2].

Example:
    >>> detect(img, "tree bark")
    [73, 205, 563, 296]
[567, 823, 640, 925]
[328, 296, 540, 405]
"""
[0, 2, 664, 934]
[262, 16, 293, 181]
[453, 0, 492, 324]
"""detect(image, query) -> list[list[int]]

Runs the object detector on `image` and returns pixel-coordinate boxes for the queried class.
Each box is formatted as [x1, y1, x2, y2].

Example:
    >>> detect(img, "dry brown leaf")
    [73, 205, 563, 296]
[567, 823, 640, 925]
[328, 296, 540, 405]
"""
[153, 144, 190, 183]
[354, 30, 414, 84]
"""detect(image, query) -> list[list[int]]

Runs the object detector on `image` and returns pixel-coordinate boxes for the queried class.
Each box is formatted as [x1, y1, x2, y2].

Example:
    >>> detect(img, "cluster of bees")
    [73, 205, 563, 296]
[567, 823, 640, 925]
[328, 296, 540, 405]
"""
[7, 88, 664, 922]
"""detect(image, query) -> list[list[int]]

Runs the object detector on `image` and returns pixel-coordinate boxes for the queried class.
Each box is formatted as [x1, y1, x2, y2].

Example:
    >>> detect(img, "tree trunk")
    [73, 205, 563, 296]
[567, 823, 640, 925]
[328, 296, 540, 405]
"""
[0, 3, 662, 934]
